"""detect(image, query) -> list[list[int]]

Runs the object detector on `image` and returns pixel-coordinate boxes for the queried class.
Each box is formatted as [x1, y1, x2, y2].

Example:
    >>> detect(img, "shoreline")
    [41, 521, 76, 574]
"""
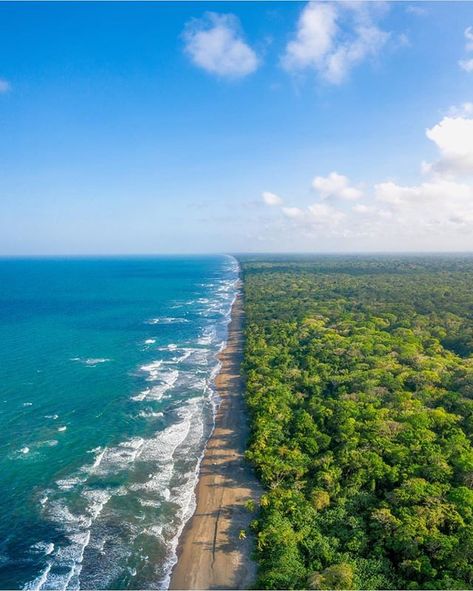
[169, 293, 261, 590]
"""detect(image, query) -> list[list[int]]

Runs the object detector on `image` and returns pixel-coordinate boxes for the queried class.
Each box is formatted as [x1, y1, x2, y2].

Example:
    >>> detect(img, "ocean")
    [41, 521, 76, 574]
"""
[0, 255, 239, 590]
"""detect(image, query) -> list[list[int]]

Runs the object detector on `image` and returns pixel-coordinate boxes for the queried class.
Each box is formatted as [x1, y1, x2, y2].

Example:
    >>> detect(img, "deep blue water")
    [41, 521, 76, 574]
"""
[0, 255, 239, 590]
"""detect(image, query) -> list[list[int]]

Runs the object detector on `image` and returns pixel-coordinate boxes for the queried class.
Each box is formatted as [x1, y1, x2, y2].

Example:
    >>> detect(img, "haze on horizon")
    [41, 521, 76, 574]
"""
[1, 1, 473, 255]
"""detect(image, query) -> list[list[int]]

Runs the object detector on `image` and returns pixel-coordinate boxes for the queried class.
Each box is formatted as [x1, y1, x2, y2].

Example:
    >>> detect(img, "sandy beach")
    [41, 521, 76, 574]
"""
[170, 294, 261, 590]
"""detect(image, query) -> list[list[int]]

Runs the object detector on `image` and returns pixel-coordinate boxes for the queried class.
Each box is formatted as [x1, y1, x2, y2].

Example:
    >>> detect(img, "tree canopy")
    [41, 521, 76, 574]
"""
[239, 255, 473, 590]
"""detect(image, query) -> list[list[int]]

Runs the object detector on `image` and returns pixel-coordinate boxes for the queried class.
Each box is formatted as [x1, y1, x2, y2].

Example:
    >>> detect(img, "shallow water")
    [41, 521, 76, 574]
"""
[0, 255, 238, 589]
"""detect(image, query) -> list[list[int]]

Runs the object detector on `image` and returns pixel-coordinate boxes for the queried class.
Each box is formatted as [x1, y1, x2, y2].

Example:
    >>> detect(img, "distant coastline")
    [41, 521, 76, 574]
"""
[170, 293, 261, 590]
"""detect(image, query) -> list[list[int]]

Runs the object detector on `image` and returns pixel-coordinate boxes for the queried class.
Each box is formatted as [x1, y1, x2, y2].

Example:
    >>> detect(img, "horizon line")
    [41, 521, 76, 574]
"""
[2, 251, 473, 258]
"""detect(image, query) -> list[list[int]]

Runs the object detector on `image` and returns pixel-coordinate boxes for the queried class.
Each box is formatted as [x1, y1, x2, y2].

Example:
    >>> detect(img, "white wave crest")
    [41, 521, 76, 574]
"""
[145, 317, 189, 325]
[70, 358, 111, 367]
[140, 360, 163, 381]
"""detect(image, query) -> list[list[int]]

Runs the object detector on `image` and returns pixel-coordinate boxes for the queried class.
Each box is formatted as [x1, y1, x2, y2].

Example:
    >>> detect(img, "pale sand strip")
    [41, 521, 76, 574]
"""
[170, 295, 261, 590]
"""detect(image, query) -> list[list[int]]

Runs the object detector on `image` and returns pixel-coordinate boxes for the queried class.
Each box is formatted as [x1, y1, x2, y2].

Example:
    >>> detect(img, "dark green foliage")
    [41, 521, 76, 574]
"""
[240, 255, 473, 590]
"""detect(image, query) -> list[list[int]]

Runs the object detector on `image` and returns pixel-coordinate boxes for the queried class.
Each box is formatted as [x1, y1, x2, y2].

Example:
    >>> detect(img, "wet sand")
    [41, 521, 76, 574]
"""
[170, 294, 260, 590]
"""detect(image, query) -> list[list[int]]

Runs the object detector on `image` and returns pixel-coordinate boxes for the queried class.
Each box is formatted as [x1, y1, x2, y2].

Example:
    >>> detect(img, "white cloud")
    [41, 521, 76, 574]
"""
[312, 171, 362, 200]
[352, 203, 374, 213]
[183, 13, 259, 78]
[459, 58, 473, 73]
[425, 115, 473, 175]
[275, 201, 345, 233]
[262, 191, 283, 206]
[282, 206, 304, 218]
[260, 105, 473, 250]
[374, 178, 473, 231]
[281, 1, 390, 84]
[448, 102, 473, 117]
[465, 26, 473, 51]
[375, 178, 472, 207]
[308, 202, 345, 225]
[325, 23, 389, 84]
[281, 3, 338, 72]
[459, 27, 473, 72]
[0, 79, 11, 94]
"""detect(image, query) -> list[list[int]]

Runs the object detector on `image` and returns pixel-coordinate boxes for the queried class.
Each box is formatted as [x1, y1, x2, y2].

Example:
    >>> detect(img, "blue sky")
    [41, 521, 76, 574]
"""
[1, 1, 473, 254]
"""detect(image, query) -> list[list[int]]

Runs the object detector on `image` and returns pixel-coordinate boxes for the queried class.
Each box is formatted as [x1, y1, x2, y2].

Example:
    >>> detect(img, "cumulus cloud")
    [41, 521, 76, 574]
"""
[0, 79, 11, 94]
[281, 1, 390, 84]
[260, 105, 473, 249]
[459, 27, 473, 72]
[262, 191, 283, 206]
[376, 178, 472, 207]
[183, 13, 259, 78]
[312, 172, 362, 200]
[424, 115, 473, 175]
[374, 179, 473, 231]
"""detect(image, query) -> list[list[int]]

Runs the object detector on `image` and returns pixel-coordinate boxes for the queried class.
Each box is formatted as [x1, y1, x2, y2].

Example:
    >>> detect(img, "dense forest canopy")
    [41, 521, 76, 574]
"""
[239, 255, 473, 590]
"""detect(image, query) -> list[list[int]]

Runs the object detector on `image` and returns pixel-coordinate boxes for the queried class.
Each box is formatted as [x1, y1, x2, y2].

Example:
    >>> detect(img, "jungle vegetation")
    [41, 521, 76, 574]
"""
[239, 255, 473, 590]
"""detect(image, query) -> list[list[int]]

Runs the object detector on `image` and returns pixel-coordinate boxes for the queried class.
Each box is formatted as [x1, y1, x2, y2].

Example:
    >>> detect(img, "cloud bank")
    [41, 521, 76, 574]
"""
[261, 105, 473, 249]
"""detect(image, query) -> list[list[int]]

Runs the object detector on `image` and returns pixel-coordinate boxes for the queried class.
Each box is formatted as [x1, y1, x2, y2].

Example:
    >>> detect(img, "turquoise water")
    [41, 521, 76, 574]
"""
[0, 255, 239, 590]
